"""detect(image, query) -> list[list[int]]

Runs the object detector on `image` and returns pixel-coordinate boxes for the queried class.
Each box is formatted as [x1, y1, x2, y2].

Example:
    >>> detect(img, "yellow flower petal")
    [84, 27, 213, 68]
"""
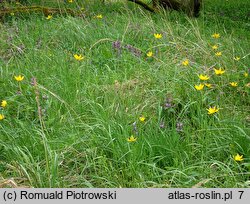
[229, 82, 238, 87]
[14, 75, 24, 82]
[0, 114, 5, 120]
[207, 106, 219, 115]
[234, 56, 240, 61]
[46, 15, 52, 20]
[205, 83, 212, 88]
[74, 54, 84, 61]
[214, 68, 225, 75]
[127, 135, 137, 142]
[1, 100, 7, 108]
[234, 153, 244, 162]
[139, 116, 146, 122]
[198, 74, 210, 81]
[147, 51, 153, 57]
[212, 33, 220, 38]
[212, 45, 218, 50]
[215, 52, 222, 57]
[95, 14, 103, 19]
[154, 33, 162, 39]
[194, 84, 204, 91]
[182, 59, 189, 66]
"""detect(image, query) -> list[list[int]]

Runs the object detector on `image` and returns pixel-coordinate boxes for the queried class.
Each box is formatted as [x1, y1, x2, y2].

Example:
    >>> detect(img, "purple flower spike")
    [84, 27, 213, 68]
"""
[112, 40, 122, 55]
[112, 40, 121, 49]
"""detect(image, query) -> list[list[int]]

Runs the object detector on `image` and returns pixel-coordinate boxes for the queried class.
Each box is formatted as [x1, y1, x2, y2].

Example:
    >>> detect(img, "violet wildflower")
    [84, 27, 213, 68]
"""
[112, 40, 122, 55]
[163, 97, 173, 109]
[160, 121, 165, 129]
[16, 90, 22, 95]
[164, 102, 172, 109]
[30, 77, 36, 86]
[176, 122, 183, 132]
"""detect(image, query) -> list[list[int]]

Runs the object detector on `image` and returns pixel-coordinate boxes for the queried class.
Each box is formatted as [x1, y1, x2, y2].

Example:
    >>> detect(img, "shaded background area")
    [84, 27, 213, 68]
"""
[2, 0, 249, 28]
[204, 0, 250, 31]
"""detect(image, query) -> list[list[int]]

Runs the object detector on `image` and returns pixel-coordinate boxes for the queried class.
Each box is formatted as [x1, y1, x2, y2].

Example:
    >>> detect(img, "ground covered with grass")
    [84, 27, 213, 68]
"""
[0, 0, 250, 187]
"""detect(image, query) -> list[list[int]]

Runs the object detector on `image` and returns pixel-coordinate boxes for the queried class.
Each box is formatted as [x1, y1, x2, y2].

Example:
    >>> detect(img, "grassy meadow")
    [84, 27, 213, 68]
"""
[0, 0, 249, 187]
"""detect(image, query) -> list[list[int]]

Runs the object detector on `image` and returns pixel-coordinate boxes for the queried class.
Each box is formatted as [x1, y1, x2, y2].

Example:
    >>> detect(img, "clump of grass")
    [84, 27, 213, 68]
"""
[0, 0, 249, 188]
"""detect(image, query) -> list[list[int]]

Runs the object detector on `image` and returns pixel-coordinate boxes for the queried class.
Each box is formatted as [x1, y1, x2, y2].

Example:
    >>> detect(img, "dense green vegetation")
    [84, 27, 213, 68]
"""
[0, 0, 249, 187]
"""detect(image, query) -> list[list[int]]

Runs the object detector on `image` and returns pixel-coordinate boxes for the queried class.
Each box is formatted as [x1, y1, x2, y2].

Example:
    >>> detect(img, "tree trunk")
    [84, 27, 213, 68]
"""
[153, 0, 202, 17]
